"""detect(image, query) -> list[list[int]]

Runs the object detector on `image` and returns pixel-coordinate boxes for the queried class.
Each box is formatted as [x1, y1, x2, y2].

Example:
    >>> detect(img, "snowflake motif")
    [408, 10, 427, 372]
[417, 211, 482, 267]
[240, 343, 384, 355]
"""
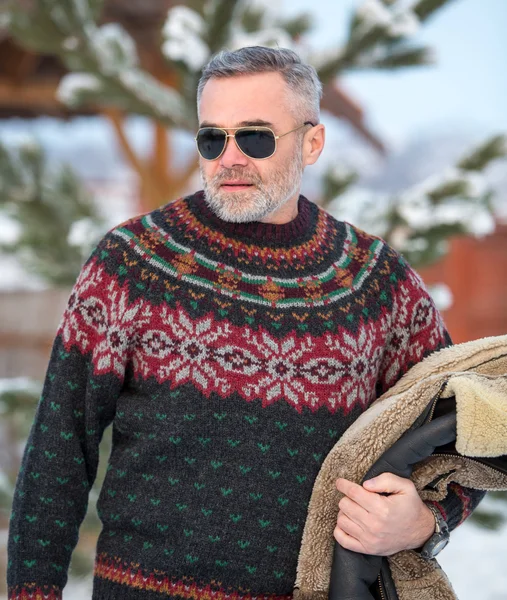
[299, 357, 345, 385]
[59, 260, 104, 350]
[411, 297, 435, 335]
[326, 326, 384, 409]
[131, 304, 395, 412]
[150, 307, 233, 394]
[92, 283, 151, 377]
[138, 330, 176, 359]
[59, 261, 151, 378]
[241, 330, 321, 411]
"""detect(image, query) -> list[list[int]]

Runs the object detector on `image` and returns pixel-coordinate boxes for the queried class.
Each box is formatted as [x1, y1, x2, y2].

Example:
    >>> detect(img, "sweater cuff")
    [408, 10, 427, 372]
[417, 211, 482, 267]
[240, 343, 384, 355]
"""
[8, 584, 62, 600]
[425, 483, 487, 532]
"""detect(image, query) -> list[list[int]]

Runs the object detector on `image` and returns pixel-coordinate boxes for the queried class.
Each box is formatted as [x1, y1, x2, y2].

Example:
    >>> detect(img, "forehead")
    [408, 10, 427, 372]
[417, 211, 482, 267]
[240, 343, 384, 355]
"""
[198, 72, 294, 127]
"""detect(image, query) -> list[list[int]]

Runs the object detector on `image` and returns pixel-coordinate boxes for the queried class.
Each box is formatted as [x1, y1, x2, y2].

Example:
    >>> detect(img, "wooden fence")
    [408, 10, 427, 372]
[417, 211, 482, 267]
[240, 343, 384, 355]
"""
[0, 288, 70, 380]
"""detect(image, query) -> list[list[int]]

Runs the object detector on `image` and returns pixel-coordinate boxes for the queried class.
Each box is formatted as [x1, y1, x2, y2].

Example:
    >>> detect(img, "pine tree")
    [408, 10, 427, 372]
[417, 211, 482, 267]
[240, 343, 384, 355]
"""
[321, 134, 506, 269]
[0, 139, 104, 286]
[1, 0, 505, 276]
[0, 3, 506, 587]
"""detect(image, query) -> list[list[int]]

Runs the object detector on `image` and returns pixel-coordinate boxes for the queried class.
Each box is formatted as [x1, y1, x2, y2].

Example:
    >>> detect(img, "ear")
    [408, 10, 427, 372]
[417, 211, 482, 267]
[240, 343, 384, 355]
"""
[303, 124, 325, 167]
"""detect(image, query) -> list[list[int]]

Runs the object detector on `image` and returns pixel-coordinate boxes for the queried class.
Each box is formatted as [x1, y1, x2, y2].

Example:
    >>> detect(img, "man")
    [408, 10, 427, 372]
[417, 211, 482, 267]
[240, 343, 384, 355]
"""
[8, 46, 483, 600]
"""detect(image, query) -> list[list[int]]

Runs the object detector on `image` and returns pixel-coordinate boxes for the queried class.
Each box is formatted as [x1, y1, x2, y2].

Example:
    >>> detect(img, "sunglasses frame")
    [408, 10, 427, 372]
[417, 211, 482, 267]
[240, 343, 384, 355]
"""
[195, 121, 315, 161]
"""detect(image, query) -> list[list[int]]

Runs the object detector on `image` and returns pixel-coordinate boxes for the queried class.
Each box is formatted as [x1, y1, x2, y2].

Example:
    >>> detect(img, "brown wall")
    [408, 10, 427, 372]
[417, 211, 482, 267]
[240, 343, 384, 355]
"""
[420, 223, 507, 343]
[0, 288, 69, 380]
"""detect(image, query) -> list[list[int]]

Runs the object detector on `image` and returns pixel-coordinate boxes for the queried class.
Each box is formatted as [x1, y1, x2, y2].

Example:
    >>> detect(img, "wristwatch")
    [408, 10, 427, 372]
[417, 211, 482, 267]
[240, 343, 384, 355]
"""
[420, 504, 450, 559]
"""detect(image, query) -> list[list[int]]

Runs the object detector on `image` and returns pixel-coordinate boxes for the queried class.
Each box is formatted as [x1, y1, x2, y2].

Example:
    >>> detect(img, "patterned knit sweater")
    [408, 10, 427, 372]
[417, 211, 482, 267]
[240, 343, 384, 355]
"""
[7, 191, 484, 600]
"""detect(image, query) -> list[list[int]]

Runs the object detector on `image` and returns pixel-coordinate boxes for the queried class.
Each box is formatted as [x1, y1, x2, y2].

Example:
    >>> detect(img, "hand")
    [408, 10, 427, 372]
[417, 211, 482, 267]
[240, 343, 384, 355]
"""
[334, 473, 436, 556]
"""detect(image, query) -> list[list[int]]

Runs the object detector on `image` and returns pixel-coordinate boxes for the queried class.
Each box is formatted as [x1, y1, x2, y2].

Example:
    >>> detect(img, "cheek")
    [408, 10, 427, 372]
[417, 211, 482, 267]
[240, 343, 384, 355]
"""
[200, 160, 218, 180]
[254, 159, 279, 180]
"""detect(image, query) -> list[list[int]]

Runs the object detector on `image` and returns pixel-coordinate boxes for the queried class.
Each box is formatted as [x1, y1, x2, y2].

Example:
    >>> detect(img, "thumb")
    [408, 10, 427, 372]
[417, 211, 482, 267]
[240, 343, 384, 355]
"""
[363, 473, 410, 494]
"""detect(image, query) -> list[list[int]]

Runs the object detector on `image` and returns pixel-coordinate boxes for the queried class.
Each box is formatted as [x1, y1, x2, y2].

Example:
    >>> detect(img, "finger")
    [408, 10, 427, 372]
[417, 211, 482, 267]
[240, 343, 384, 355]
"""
[363, 473, 414, 495]
[338, 495, 370, 527]
[336, 478, 382, 512]
[337, 511, 365, 539]
[333, 523, 367, 554]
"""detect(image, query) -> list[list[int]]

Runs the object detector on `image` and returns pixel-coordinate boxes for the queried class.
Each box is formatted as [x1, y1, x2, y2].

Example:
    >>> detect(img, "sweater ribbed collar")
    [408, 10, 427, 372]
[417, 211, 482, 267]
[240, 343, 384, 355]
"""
[189, 190, 315, 246]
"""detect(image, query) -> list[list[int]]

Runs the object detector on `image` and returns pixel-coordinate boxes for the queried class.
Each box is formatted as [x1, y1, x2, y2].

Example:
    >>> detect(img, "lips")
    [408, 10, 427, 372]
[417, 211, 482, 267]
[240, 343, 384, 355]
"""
[219, 181, 255, 191]
[220, 181, 254, 187]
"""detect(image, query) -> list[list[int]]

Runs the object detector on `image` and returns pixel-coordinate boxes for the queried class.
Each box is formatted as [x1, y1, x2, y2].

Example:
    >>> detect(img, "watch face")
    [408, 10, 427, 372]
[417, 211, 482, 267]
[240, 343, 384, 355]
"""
[431, 537, 449, 557]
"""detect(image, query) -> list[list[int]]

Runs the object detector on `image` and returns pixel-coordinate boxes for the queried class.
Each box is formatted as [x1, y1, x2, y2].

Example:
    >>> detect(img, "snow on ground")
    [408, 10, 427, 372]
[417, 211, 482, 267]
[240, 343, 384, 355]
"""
[439, 517, 507, 600]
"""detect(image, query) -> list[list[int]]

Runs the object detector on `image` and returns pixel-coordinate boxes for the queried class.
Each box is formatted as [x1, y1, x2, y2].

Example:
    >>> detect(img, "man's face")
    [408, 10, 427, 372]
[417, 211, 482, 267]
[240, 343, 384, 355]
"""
[197, 72, 306, 223]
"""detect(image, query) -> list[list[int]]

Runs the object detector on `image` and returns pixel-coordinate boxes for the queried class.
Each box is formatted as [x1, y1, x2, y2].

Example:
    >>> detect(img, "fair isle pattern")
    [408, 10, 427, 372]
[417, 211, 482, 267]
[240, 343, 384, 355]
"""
[160, 191, 336, 268]
[94, 554, 292, 599]
[57, 257, 444, 412]
[447, 483, 473, 526]
[8, 191, 485, 600]
[7, 586, 61, 600]
[111, 217, 380, 308]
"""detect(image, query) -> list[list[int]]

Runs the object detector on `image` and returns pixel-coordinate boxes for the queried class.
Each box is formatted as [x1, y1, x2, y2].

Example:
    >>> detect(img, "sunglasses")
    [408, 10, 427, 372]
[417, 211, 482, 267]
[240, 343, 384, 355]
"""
[195, 121, 315, 161]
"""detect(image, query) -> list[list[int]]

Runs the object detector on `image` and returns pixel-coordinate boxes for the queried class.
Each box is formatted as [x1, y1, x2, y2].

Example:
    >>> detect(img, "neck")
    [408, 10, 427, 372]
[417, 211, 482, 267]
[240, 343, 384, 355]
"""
[258, 192, 300, 225]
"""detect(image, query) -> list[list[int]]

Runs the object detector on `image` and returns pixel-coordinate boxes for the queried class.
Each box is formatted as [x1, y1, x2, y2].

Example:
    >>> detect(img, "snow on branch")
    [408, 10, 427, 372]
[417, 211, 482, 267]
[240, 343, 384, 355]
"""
[327, 135, 506, 269]
[91, 23, 139, 74]
[57, 73, 102, 107]
[162, 6, 210, 72]
[355, 0, 420, 38]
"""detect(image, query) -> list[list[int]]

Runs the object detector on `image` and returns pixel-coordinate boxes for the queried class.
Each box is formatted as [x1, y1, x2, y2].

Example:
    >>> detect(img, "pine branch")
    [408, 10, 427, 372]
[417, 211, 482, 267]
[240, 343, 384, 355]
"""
[368, 46, 434, 69]
[327, 133, 506, 270]
[317, 1, 441, 81]
[321, 166, 359, 209]
[428, 179, 471, 203]
[239, 5, 265, 33]
[413, 0, 457, 23]
[276, 14, 313, 40]
[6, 0, 68, 54]
[6, 0, 189, 127]
[469, 508, 506, 530]
[0, 140, 104, 286]
[458, 135, 507, 172]
[205, 0, 241, 53]
[316, 51, 349, 84]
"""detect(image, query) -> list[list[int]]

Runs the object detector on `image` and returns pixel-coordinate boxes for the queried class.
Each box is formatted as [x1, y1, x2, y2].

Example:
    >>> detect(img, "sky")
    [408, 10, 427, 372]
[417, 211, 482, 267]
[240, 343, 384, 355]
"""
[281, 0, 507, 141]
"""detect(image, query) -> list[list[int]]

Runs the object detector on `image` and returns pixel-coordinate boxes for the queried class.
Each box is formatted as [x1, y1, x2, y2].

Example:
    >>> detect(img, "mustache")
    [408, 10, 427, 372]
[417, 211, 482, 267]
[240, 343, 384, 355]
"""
[212, 169, 262, 186]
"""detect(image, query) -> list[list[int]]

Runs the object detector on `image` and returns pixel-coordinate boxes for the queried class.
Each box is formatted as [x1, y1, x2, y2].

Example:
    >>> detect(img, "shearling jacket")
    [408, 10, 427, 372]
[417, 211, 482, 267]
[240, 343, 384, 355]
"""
[294, 334, 507, 600]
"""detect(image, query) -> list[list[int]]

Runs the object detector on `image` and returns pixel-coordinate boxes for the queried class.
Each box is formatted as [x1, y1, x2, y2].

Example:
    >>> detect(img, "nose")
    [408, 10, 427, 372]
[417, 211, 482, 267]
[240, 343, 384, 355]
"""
[219, 133, 249, 168]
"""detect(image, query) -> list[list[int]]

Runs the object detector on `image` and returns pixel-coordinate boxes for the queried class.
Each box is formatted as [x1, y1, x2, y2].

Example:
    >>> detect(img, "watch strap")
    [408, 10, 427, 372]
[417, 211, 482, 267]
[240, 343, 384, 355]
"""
[420, 504, 450, 559]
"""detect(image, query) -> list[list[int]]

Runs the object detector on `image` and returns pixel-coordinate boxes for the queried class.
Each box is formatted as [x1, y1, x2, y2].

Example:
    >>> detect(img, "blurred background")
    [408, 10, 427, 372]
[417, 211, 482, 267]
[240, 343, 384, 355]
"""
[0, 0, 506, 598]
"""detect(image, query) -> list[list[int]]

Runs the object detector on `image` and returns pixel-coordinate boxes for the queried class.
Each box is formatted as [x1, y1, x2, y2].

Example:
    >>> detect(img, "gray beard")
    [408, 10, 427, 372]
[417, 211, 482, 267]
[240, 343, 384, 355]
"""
[200, 150, 304, 223]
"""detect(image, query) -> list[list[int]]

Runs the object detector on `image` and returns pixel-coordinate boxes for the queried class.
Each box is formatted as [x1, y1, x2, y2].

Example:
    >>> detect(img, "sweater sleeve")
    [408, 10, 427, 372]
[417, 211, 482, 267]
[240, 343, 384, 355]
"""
[376, 258, 485, 533]
[376, 261, 452, 396]
[7, 233, 140, 599]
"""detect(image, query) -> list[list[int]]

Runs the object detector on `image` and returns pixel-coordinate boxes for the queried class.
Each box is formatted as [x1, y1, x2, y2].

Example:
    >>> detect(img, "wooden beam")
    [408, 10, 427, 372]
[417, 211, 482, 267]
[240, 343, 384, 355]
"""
[0, 45, 43, 82]
[0, 332, 53, 352]
[104, 108, 146, 176]
[104, 108, 168, 212]
[0, 66, 178, 114]
[153, 121, 170, 190]
[322, 82, 387, 155]
[0, 79, 61, 109]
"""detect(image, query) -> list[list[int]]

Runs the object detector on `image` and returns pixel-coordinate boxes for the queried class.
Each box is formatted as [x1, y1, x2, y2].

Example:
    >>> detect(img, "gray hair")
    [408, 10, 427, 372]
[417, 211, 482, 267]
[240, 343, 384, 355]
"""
[197, 46, 323, 124]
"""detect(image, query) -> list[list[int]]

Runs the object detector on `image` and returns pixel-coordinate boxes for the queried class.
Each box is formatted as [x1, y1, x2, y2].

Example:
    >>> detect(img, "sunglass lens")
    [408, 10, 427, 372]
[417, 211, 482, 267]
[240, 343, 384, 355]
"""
[197, 128, 226, 160]
[236, 129, 276, 159]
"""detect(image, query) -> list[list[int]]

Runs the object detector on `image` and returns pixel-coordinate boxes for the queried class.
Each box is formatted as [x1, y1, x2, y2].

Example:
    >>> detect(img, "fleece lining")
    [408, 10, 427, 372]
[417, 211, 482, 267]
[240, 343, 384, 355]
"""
[294, 335, 507, 600]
